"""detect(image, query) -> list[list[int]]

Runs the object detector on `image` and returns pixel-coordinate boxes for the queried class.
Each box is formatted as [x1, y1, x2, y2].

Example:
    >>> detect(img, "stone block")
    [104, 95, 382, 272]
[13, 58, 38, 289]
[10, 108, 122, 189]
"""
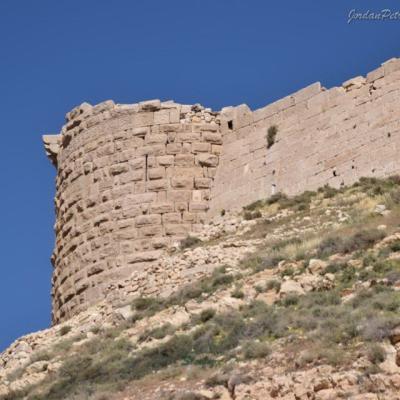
[150, 202, 174, 213]
[130, 158, 145, 169]
[137, 144, 166, 156]
[175, 132, 201, 142]
[109, 164, 129, 176]
[87, 262, 106, 277]
[135, 214, 162, 226]
[234, 104, 253, 129]
[167, 190, 192, 202]
[192, 190, 202, 202]
[292, 82, 321, 103]
[121, 169, 143, 183]
[211, 144, 222, 155]
[162, 212, 182, 224]
[146, 179, 168, 191]
[342, 76, 366, 90]
[165, 223, 191, 236]
[151, 237, 170, 249]
[169, 108, 180, 123]
[383, 58, 400, 75]
[148, 167, 165, 180]
[145, 134, 168, 145]
[131, 127, 149, 137]
[138, 225, 163, 237]
[160, 123, 181, 133]
[195, 153, 218, 167]
[127, 250, 162, 263]
[171, 176, 194, 189]
[156, 191, 167, 202]
[182, 143, 191, 153]
[202, 132, 222, 144]
[194, 177, 212, 189]
[366, 66, 384, 83]
[166, 143, 182, 154]
[126, 192, 157, 205]
[189, 202, 209, 212]
[157, 155, 174, 166]
[139, 99, 161, 111]
[192, 142, 211, 153]
[175, 202, 188, 212]
[154, 110, 171, 124]
[182, 212, 196, 222]
[122, 206, 142, 218]
[175, 154, 195, 166]
[200, 123, 218, 132]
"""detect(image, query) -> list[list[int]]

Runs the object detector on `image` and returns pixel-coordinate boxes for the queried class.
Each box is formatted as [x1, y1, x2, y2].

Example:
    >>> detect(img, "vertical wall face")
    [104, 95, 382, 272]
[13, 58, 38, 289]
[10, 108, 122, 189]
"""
[209, 58, 400, 215]
[45, 100, 221, 323]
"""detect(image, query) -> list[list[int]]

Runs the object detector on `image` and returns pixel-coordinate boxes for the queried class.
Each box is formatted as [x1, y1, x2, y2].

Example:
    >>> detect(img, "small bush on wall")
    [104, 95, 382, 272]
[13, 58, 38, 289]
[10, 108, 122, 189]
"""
[266, 125, 278, 149]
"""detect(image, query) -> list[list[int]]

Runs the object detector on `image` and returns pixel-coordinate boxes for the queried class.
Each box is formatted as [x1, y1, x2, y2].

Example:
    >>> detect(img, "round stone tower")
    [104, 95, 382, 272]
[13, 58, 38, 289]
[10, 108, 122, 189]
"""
[43, 99, 222, 323]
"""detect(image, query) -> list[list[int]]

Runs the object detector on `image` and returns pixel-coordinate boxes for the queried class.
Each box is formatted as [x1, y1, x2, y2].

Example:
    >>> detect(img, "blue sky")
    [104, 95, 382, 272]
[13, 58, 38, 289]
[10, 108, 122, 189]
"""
[0, 0, 399, 351]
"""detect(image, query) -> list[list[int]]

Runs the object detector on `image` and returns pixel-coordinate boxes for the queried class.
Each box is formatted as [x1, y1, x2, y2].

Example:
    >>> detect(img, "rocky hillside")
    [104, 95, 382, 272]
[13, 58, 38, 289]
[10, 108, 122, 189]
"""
[2, 177, 400, 400]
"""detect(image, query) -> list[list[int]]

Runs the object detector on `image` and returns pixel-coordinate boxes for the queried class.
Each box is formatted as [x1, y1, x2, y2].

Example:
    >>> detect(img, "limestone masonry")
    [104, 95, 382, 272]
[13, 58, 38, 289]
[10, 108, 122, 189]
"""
[44, 57, 400, 323]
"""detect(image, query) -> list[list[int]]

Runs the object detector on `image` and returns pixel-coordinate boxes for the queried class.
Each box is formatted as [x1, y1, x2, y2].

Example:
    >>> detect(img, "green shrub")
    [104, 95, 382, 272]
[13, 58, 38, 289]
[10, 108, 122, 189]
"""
[390, 240, 400, 252]
[386, 270, 400, 285]
[242, 341, 271, 360]
[131, 297, 163, 313]
[254, 284, 266, 293]
[266, 125, 278, 149]
[90, 326, 102, 335]
[130, 297, 164, 322]
[244, 199, 264, 211]
[243, 210, 262, 220]
[280, 266, 295, 278]
[366, 343, 386, 364]
[266, 192, 287, 205]
[281, 293, 299, 307]
[342, 229, 385, 253]
[319, 184, 338, 199]
[389, 188, 400, 204]
[361, 315, 395, 341]
[299, 291, 341, 308]
[277, 190, 316, 211]
[317, 229, 385, 258]
[210, 267, 235, 287]
[139, 323, 176, 343]
[199, 308, 216, 323]
[324, 262, 344, 275]
[30, 350, 52, 363]
[338, 266, 357, 286]
[231, 287, 245, 299]
[172, 392, 208, 400]
[167, 266, 236, 307]
[257, 254, 284, 272]
[180, 235, 202, 250]
[265, 279, 281, 292]
[362, 253, 378, 267]
[59, 325, 72, 336]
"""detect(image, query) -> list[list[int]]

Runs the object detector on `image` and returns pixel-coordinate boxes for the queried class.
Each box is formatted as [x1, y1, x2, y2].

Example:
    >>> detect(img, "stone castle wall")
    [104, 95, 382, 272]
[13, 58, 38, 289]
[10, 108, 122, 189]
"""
[210, 58, 400, 214]
[44, 57, 400, 323]
[44, 100, 223, 323]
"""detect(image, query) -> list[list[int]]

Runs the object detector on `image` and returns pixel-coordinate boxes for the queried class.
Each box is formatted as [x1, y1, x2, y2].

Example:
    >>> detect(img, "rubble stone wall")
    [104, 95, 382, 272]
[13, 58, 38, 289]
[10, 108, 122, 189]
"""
[209, 58, 400, 214]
